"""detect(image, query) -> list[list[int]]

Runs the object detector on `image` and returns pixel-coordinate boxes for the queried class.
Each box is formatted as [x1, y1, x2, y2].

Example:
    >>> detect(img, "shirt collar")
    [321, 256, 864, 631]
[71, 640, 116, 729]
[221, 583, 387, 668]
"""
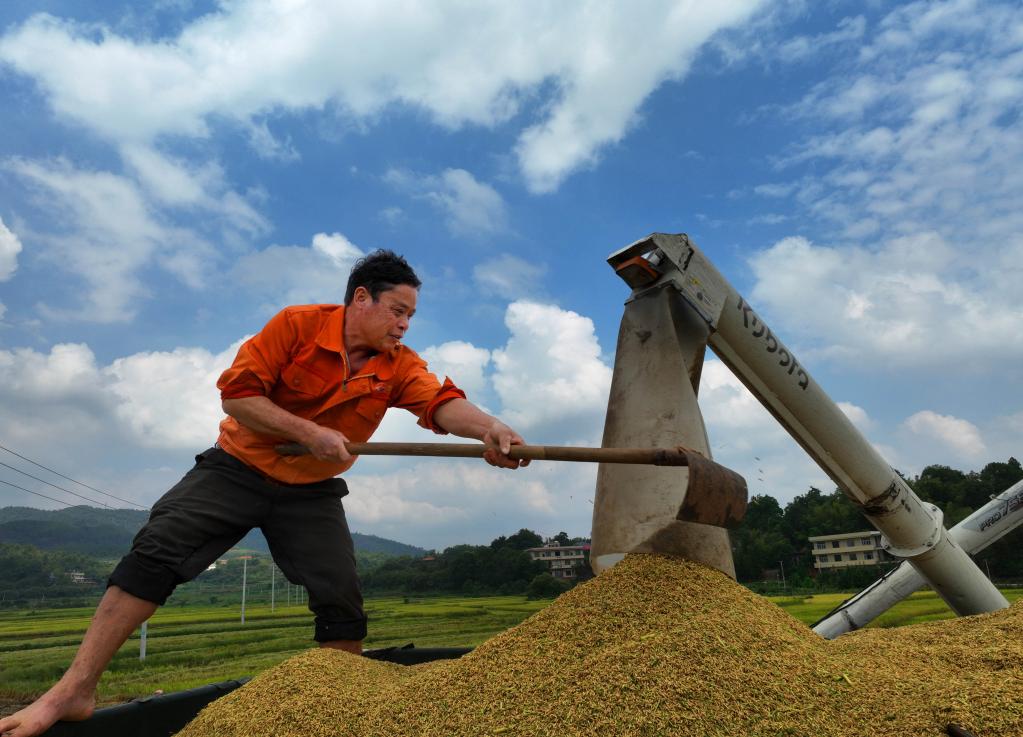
[315, 304, 397, 380]
[315, 305, 346, 353]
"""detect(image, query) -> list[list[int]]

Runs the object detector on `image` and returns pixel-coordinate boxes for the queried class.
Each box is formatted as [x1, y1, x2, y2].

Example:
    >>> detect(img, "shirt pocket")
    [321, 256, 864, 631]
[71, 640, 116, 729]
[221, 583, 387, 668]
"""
[354, 395, 388, 424]
[280, 361, 329, 397]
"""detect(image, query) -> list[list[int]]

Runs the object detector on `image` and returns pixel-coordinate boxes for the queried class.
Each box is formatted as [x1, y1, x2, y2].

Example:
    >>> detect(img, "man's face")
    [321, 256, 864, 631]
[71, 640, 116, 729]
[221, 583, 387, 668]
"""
[350, 284, 418, 351]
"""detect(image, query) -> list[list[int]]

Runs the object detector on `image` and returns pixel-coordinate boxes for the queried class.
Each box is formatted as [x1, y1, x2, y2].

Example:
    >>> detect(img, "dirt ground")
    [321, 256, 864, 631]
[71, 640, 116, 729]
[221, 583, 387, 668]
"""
[0, 698, 31, 718]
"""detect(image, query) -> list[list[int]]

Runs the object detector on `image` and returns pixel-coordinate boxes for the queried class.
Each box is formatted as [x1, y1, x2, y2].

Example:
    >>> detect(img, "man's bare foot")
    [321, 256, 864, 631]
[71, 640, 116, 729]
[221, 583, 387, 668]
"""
[0, 684, 95, 737]
[2, 586, 156, 736]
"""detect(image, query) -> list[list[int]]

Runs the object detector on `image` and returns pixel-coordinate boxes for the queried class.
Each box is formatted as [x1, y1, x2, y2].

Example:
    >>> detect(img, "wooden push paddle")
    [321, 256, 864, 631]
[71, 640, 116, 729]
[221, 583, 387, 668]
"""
[275, 441, 748, 528]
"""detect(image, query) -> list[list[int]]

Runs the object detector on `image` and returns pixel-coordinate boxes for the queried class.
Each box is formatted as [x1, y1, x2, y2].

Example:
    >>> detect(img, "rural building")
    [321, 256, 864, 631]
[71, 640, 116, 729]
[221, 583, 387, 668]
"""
[809, 531, 891, 570]
[526, 541, 590, 579]
[205, 558, 230, 571]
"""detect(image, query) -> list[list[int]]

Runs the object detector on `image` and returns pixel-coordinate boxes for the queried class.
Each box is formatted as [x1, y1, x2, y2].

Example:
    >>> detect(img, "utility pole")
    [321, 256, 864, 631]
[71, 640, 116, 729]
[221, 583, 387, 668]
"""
[779, 560, 786, 590]
[239, 556, 252, 624]
[139, 620, 148, 662]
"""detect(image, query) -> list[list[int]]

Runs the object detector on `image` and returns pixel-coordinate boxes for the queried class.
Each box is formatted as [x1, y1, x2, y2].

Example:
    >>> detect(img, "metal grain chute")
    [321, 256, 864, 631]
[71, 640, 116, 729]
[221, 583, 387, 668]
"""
[592, 233, 1009, 621]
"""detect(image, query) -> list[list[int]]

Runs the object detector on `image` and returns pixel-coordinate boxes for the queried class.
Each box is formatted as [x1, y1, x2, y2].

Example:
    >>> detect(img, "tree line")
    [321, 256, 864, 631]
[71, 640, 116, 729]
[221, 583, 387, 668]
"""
[731, 457, 1023, 588]
[360, 529, 589, 598]
[2, 458, 1017, 608]
[0, 528, 588, 608]
[0, 543, 111, 606]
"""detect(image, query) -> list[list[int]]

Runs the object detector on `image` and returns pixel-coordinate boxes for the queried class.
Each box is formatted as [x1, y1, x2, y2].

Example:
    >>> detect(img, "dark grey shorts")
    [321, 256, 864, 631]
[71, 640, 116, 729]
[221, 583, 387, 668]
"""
[108, 446, 365, 642]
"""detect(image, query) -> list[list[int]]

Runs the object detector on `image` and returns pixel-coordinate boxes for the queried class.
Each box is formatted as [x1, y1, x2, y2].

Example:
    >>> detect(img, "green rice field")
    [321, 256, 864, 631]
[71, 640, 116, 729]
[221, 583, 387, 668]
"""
[1, 587, 1020, 714]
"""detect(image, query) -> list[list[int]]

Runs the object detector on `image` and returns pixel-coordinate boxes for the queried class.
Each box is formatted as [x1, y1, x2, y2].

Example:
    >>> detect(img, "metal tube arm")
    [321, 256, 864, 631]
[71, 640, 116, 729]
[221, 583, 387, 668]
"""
[607, 233, 1008, 617]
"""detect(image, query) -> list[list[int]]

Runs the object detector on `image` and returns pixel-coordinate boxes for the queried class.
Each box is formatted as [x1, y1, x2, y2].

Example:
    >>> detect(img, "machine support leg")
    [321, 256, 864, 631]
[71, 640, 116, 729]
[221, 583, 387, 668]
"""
[591, 286, 736, 578]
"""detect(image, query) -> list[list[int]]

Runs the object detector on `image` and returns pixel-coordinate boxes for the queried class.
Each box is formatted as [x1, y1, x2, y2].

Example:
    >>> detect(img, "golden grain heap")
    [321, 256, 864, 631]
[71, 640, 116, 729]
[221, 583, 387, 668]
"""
[178, 555, 1023, 737]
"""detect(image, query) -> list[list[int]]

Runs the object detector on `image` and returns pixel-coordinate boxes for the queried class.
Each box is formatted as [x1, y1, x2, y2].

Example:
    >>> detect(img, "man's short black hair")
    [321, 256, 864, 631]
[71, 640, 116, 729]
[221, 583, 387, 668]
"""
[344, 250, 422, 305]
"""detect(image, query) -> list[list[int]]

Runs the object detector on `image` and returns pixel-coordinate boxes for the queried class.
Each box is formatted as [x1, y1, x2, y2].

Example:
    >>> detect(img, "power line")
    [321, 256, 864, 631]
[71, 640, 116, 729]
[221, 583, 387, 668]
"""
[0, 443, 147, 509]
[0, 477, 75, 508]
[0, 461, 112, 508]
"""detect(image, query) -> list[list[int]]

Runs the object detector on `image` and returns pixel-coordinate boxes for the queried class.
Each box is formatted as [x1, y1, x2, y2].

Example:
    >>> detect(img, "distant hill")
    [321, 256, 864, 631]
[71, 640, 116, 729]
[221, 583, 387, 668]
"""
[0, 506, 425, 558]
[0, 519, 137, 557]
[0, 505, 148, 533]
[0, 506, 147, 557]
[349, 532, 425, 557]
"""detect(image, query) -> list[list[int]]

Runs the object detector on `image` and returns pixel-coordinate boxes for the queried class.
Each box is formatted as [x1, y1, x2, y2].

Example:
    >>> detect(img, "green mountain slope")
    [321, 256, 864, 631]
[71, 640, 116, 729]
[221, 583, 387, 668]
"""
[0, 506, 425, 558]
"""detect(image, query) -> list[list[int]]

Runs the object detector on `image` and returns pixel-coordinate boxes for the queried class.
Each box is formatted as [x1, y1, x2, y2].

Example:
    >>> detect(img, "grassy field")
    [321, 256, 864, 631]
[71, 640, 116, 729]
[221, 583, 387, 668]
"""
[1, 587, 1020, 714]
[0, 595, 550, 711]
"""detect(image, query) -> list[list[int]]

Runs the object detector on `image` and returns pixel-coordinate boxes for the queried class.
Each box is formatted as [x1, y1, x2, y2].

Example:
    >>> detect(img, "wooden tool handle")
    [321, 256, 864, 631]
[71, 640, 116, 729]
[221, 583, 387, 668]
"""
[275, 441, 696, 466]
[274, 440, 749, 528]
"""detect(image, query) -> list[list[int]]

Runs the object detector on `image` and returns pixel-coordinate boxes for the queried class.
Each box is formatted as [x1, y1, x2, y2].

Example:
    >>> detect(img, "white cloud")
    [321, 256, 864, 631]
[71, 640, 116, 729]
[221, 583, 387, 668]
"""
[120, 143, 269, 238]
[473, 255, 548, 300]
[419, 341, 491, 400]
[245, 119, 299, 162]
[378, 206, 404, 226]
[837, 401, 873, 433]
[105, 341, 242, 449]
[344, 467, 471, 527]
[0, 299, 606, 540]
[310, 232, 361, 265]
[753, 182, 796, 198]
[232, 231, 364, 308]
[699, 360, 777, 437]
[747, 233, 1023, 371]
[491, 301, 612, 439]
[772, 2, 1023, 246]
[0, 343, 104, 400]
[717, 1, 1023, 499]
[513, 2, 767, 192]
[0, 1, 767, 193]
[121, 143, 212, 207]
[698, 360, 832, 500]
[358, 322, 885, 542]
[0, 340, 240, 509]
[775, 15, 866, 64]
[0, 344, 118, 470]
[344, 459, 587, 549]
[3, 155, 269, 321]
[903, 410, 987, 462]
[864, 0, 1015, 63]
[0, 216, 23, 281]
[1, 298, 1008, 543]
[747, 213, 788, 226]
[0, 340, 237, 455]
[429, 169, 506, 236]
[5, 157, 172, 321]
[0, 312, 605, 542]
[375, 299, 614, 454]
[386, 168, 507, 236]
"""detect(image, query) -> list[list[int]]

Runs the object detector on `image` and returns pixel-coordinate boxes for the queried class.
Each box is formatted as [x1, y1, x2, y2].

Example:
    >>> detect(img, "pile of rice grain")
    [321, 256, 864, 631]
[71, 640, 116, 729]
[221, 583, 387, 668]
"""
[177, 555, 1023, 737]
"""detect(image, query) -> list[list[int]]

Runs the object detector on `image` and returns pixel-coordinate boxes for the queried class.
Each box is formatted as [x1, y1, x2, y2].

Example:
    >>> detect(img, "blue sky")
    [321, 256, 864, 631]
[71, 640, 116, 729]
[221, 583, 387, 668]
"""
[0, 0, 1020, 549]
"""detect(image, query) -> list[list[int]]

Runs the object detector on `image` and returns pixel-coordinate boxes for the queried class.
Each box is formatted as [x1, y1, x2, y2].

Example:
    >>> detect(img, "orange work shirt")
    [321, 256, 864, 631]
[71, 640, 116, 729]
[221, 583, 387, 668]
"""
[216, 304, 465, 484]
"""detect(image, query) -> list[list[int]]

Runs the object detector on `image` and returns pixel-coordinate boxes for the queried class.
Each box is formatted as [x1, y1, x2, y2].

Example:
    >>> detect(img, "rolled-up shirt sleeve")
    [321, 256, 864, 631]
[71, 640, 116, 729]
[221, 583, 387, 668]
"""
[418, 377, 467, 434]
[391, 357, 466, 434]
[218, 309, 297, 400]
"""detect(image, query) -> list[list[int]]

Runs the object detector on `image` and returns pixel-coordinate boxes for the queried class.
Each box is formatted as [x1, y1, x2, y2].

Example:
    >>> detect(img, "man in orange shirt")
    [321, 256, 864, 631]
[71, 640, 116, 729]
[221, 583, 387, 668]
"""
[1, 250, 528, 737]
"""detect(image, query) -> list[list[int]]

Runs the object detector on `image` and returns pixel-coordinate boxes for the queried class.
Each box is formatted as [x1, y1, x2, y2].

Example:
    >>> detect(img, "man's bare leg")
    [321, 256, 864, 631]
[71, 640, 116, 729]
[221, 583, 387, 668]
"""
[320, 640, 362, 655]
[0, 586, 157, 737]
